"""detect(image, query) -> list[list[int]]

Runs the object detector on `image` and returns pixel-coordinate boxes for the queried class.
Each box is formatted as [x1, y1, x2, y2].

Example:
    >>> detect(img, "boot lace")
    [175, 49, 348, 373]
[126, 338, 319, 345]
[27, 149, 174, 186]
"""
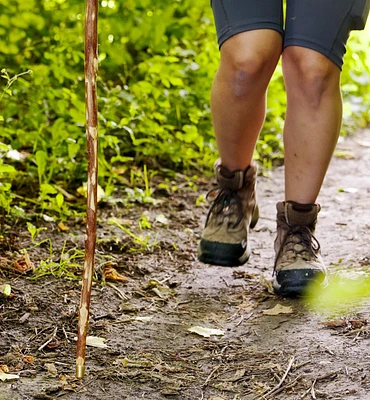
[205, 187, 243, 229]
[274, 223, 320, 271]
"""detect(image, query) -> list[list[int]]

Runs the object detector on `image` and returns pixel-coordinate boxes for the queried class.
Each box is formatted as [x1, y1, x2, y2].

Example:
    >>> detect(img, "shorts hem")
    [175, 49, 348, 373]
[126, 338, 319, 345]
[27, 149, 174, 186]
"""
[283, 37, 343, 70]
[218, 22, 284, 49]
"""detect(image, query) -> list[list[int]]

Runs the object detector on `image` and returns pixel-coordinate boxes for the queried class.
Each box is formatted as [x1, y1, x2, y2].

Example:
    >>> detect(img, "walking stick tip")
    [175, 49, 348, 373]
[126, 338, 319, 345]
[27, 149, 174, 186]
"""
[76, 364, 86, 379]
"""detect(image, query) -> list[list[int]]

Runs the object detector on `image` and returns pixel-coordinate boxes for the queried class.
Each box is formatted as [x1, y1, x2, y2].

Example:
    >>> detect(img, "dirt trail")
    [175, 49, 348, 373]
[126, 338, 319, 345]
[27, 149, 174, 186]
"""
[1, 130, 370, 400]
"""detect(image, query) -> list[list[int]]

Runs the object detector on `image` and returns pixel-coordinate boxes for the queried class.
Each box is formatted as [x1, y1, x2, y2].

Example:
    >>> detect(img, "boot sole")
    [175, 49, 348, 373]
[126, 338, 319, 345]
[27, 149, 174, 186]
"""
[273, 269, 328, 297]
[198, 205, 259, 267]
[198, 240, 250, 267]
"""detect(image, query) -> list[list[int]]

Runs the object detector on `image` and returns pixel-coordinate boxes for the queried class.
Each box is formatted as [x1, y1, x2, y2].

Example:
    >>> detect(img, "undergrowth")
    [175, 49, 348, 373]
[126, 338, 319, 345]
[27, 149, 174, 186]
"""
[0, 0, 369, 222]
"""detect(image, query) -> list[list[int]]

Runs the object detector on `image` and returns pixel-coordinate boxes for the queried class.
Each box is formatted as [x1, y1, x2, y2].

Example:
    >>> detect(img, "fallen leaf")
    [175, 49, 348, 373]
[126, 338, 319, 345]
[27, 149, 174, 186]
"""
[42, 214, 55, 222]
[228, 368, 246, 382]
[86, 336, 108, 349]
[145, 279, 176, 300]
[73, 336, 108, 348]
[0, 284, 11, 297]
[58, 222, 69, 231]
[103, 267, 129, 283]
[59, 375, 79, 392]
[350, 319, 368, 329]
[45, 363, 58, 376]
[259, 275, 275, 294]
[19, 313, 31, 324]
[319, 319, 347, 328]
[151, 287, 165, 299]
[13, 252, 35, 274]
[262, 304, 293, 316]
[0, 370, 20, 381]
[146, 279, 161, 288]
[188, 326, 225, 338]
[155, 214, 169, 225]
[320, 318, 367, 330]
[23, 356, 34, 364]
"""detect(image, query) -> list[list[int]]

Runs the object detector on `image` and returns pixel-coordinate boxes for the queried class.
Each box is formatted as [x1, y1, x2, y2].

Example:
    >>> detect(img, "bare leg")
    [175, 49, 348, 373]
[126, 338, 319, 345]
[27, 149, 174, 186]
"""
[211, 30, 283, 171]
[282, 46, 343, 203]
[199, 30, 283, 267]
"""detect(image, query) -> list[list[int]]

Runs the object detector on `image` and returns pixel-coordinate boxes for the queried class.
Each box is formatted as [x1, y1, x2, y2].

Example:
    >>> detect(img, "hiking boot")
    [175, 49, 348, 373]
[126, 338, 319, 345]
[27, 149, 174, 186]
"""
[273, 201, 328, 297]
[198, 161, 259, 266]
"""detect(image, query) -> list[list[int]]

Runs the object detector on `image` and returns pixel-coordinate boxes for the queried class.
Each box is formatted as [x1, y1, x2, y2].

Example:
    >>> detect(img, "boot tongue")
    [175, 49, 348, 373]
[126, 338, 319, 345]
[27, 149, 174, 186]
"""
[216, 165, 244, 191]
[285, 201, 319, 226]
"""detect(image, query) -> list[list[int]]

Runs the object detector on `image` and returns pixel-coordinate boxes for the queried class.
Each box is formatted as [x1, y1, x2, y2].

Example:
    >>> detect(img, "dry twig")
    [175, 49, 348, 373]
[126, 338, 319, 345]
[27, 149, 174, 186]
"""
[203, 365, 221, 386]
[311, 378, 317, 399]
[38, 327, 58, 351]
[253, 356, 295, 400]
[106, 282, 129, 300]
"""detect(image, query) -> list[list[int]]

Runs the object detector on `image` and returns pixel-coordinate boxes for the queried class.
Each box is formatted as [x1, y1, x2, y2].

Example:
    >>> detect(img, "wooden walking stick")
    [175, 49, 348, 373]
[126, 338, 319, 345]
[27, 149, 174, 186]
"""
[76, 0, 99, 379]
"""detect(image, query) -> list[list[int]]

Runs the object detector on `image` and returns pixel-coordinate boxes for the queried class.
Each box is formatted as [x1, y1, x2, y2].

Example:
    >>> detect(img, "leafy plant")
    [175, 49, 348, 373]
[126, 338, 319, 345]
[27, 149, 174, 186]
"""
[32, 247, 85, 280]
[0, 0, 369, 220]
[26, 221, 47, 243]
[108, 217, 155, 250]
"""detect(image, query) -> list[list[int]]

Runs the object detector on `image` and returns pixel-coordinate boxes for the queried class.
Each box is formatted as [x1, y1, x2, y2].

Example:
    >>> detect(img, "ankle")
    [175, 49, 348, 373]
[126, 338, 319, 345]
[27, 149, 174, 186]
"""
[276, 201, 320, 229]
[215, 160, 258, 191]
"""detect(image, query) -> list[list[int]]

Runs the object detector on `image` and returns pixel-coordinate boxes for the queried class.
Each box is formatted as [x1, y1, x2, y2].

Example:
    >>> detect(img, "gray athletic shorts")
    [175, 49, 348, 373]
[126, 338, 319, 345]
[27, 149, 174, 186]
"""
[211, 0, 370, 69]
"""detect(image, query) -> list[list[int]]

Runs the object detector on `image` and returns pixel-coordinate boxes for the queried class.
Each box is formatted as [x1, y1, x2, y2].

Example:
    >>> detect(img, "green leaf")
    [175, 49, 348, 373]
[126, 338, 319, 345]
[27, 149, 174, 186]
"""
[56, 193, 64, 208]
[35, 150, 48, 184]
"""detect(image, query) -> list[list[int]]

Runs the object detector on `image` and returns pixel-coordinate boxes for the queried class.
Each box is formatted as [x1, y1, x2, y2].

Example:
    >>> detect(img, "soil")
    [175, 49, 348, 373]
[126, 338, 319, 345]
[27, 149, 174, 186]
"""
[1, 129, 370, 400]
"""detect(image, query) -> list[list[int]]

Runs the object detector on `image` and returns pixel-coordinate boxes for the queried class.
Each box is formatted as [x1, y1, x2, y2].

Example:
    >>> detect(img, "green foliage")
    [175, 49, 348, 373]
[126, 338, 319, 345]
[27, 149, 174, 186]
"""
[307, 270, 370, 316]
[0, 69, 32, 211]
[0, 142, 16, 212]
[32, 246, 85, 280]
[108, 217, 157, 250]
[0, 0, 218, 217]
[0, 0, 370, 217]
[341, 27, 370, 132]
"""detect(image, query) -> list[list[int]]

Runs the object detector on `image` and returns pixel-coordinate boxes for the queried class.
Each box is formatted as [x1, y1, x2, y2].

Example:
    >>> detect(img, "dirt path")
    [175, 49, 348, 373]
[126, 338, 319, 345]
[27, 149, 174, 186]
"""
[1, 130, 370, 400]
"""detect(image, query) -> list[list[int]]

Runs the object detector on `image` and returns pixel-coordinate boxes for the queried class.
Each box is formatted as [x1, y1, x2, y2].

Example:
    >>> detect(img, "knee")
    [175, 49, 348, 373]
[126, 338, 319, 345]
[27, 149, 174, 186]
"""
[283, 47, 340, 108]
[220, 46, 281, 98]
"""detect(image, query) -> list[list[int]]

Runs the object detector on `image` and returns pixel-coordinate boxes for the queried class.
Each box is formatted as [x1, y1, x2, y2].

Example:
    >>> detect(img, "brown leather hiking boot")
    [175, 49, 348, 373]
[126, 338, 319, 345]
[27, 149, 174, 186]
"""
[198, 161, 259, 266]
[273, 201, 328, 296]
